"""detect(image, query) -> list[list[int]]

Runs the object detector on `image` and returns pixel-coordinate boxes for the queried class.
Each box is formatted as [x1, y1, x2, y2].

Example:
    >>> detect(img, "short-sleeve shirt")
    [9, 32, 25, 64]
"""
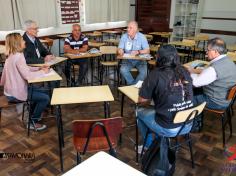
[64, 34, 88, 50]
[139, 67, 194, 129]
[118, 32, 149, 54]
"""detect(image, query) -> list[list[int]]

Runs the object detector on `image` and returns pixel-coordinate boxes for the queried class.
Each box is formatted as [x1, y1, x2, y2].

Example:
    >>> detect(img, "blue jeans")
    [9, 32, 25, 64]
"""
[28, 87, 50, 122]
[120, 60, 147, 85]
[137, 107, 193, 147]
[193, 94, 228, 110]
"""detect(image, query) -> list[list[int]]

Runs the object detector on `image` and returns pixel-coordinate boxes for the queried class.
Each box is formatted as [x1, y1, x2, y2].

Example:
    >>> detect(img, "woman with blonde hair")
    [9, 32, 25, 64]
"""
[0, 33, 49, 131]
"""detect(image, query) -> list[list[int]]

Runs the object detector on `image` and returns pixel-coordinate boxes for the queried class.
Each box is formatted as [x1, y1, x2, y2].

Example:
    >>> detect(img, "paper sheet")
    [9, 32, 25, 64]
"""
[134, 80, 143, 88]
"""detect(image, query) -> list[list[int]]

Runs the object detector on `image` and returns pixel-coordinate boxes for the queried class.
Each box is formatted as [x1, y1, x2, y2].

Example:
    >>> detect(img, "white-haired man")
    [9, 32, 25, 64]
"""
[118, 21, 150, 85]
[23, 20, 53, 64]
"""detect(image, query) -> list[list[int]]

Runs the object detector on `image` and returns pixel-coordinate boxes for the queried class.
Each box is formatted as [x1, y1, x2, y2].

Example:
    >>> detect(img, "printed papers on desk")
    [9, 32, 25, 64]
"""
[39, 69, 56, 78]
[139, 54, 152, 59]
[88, 48, 100, 54]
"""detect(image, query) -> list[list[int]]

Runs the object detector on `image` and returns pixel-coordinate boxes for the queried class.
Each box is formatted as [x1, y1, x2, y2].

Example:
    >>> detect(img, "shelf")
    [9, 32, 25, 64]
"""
[173, 0, 203, 41]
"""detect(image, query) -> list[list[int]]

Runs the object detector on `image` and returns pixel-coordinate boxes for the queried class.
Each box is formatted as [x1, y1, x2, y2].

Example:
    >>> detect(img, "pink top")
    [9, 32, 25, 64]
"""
[0, 52, 45, 101]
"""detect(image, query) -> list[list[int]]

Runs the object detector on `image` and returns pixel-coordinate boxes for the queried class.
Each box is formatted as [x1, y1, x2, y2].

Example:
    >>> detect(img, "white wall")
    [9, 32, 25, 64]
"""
[170, 0, 236, 44]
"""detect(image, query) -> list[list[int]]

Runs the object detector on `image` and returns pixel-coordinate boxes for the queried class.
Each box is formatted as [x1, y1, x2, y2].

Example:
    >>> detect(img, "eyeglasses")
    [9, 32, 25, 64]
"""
[206, 48, 214, 52]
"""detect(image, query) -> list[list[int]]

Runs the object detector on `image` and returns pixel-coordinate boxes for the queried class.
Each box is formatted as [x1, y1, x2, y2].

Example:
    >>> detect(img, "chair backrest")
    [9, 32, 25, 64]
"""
[195, 34, 209, 41]
[173, 102, 206, 124]
[72, 117, 122, 152]
[44, 38, 54, 47]
[94, 31, 102, 35]
[182, 39, 196, 46]
[100, 46, 117, 55]
[227, 84, 236, 101]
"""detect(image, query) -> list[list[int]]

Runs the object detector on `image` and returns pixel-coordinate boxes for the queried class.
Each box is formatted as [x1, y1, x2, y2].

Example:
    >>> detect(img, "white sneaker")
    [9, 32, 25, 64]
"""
[27, 123, 47, 131]
[136, 145, 148, 154]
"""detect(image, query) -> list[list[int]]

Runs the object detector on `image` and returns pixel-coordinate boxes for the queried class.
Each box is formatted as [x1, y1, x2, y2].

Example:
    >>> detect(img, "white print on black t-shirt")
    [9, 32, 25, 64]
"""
[168, 100, 193, 112]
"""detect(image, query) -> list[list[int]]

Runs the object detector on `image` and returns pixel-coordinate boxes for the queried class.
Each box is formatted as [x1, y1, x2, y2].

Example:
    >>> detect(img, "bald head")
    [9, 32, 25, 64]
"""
[72, 24, 81, 39]
[127, 21, 138, 38]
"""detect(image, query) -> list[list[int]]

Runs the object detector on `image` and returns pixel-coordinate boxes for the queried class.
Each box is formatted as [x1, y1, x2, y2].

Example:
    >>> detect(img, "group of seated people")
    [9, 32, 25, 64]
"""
[1, 19, 236, 153]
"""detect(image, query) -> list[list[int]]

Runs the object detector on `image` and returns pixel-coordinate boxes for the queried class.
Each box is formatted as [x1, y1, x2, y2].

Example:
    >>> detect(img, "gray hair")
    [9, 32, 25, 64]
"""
[207, 37, 227, 55]
[23, 20, 37, 31]
[128, 21, 139, 30]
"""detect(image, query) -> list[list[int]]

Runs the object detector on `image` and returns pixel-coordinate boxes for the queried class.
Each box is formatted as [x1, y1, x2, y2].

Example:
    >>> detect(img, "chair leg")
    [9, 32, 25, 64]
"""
[141, 130, 149, 158]
[221, 114, 226, 148]
[77, 152, 81, 165]
[227, 109, 233, 137]
[186, 134, 195, 168]
[119, 133, 122, 145]
[21, 103, 26, 126]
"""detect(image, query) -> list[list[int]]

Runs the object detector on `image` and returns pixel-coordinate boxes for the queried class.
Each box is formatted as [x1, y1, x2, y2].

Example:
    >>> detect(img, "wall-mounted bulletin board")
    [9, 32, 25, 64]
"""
[60, 0, 80, 24]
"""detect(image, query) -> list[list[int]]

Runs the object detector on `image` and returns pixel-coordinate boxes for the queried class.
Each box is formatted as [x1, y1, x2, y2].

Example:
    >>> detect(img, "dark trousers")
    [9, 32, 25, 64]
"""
[65, 59, 88, 85]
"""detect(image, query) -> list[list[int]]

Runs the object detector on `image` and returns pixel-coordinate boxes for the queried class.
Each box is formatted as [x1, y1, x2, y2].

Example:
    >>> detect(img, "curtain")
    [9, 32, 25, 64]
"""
[14, 0, 57, 29]
[85, 0, 109, 24]
[0, 0, 58, 30]
[0, 0, 15, 30]
[109, 0, 129, 22]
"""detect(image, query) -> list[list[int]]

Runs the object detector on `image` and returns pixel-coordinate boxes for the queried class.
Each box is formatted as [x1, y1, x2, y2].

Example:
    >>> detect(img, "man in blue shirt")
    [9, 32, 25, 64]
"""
[118, 21, 150, 85]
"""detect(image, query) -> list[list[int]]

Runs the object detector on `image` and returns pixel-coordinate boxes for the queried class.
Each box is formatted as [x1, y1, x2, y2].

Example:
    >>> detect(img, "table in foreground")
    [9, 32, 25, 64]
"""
[51, 85, 114, 171]
[62, 151, 147, 176]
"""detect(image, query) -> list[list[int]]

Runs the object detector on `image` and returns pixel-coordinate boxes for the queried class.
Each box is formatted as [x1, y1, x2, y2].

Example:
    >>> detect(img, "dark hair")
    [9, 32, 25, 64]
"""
[207, 37, 227, 55]
[156, 44, 191, 101]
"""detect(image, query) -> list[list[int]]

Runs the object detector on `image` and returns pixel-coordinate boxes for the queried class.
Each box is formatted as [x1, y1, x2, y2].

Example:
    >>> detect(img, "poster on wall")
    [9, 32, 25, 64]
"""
[60, 0, 80, 24]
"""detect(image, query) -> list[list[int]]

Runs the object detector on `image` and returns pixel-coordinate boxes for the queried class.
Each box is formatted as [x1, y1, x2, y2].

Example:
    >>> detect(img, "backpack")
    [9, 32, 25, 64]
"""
[141, 137, 176, 176]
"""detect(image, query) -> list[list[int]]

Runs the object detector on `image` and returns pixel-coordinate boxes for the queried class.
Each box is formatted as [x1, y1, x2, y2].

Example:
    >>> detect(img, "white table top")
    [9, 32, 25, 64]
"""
[51, 85, 114, 105]
[64, 52, 102, 59]
[117, 54, 152, 61]
[184, 60, 209, 67]
[118, 86, 139, 104]
[27, 69, 62, 84]
[28, 57, 67, 67]
[62, 151, 146, 176]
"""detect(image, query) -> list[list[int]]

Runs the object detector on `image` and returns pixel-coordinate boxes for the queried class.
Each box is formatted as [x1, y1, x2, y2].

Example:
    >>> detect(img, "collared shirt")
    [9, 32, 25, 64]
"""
[64, 34, 88, 50]
[26, 33, 35, 44]
[191, 54, 226, 87]
[118, 32, 149, 53]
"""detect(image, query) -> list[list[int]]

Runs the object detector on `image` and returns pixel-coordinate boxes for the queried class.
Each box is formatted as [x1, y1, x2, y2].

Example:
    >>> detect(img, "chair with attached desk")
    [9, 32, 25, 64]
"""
[204, 84, 236, 148]
[42, 38, 54, 52]
[72, 117, 122, 164]
[193, 34, 209, 60]
[99, 46, 118, 86]
[176, 39, 196, 64]
[141, 102, 206, 168]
